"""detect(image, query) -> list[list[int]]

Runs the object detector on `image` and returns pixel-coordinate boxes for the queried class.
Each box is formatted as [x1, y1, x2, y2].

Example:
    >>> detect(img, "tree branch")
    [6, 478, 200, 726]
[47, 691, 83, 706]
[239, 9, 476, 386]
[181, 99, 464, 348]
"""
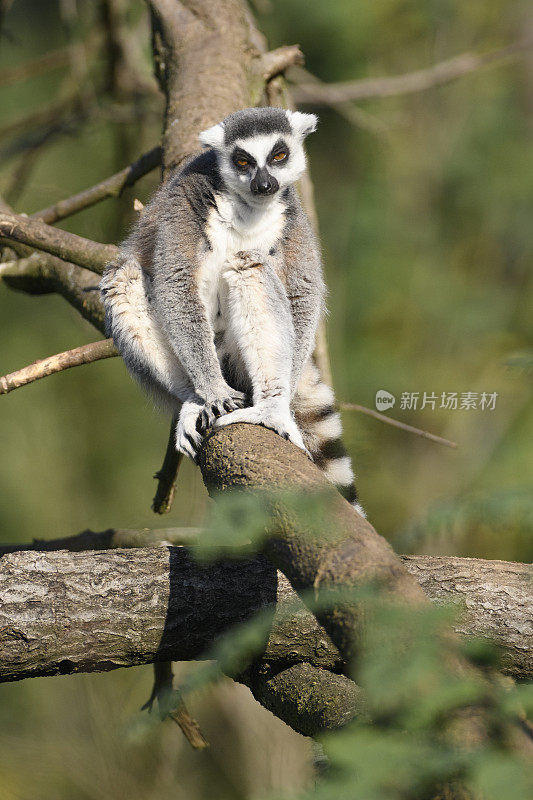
[340, 402, 458, 448]
[3, 529, 530, 678]
[152, 416, 183, 514]
[0, 252, 106, 333]
[198, 424, 426, 664]
[262, 45, 304, 81]
[0, 339, 117, 395]
[0, 212, 117, 274]
[147, 0, 264, 175]
[292, 39, 533, 105]
[32, 146, 162, 225]
[0, 543, 530, 691]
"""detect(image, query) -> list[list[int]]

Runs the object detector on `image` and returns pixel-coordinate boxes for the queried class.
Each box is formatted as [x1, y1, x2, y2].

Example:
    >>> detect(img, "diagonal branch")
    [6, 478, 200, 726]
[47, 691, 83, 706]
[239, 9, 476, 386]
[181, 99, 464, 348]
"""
[0, 339, 117, 395]
[340, 402, 458, 448]
[292, 39, 533, 105]
[33, 146, 162, 225]
[0, 212, 117, 274]
[0, 253, 106, 333]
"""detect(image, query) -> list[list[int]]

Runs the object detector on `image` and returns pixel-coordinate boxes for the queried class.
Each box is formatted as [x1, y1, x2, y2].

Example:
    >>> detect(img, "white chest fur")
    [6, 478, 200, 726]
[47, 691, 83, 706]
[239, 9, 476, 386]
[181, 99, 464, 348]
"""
[197, 193, 286, 328]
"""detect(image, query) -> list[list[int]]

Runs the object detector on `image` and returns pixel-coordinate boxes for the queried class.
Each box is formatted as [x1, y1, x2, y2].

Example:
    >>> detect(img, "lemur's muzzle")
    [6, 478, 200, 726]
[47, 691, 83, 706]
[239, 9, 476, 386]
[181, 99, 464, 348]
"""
[251, 166, 279, 196]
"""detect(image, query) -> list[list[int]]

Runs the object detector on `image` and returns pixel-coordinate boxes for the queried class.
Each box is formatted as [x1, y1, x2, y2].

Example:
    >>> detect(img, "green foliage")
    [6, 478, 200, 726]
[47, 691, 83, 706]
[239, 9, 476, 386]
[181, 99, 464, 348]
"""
[197, 486, 345, 560]
[289, 596, 532, 800]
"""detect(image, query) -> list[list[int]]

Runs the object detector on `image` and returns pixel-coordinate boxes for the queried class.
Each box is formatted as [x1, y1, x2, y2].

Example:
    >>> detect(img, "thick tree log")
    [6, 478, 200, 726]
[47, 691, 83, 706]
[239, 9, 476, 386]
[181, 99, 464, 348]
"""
[0, 545, 530, 683]
[403, 555, 533, 680]
[0, 547, 343, 683]
[149, 0, 264, 175]
[198, 424, 426, 663]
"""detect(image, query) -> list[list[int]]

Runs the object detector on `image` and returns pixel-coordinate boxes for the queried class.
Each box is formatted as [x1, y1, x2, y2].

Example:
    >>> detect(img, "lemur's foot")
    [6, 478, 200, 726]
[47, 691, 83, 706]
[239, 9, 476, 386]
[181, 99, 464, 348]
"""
[214, 400, 311, 458]
[177, 391, 248, 459]
[175, 402, 204, 461]
[196, 389, 247, 433]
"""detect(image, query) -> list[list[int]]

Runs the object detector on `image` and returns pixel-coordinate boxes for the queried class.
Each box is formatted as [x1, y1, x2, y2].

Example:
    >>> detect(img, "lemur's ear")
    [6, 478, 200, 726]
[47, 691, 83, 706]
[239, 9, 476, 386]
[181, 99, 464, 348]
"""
[286, 111, 318, 138]
[198, 122, 225, 149]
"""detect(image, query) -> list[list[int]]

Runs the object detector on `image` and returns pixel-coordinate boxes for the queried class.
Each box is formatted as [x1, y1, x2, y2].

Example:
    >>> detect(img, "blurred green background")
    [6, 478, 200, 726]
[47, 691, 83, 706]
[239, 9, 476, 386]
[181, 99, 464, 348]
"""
[0, 1, 531, 797]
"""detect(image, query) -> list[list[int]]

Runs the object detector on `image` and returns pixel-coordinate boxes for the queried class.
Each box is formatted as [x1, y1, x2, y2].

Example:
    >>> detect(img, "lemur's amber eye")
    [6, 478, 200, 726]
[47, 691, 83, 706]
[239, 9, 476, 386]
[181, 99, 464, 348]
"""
[236, 158, 249, 167]
[272, 151, 287, 162]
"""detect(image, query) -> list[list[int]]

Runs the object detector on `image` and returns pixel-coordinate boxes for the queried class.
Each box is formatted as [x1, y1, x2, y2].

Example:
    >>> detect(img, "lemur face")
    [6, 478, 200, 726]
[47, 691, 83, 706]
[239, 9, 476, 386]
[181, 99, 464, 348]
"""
[199, 108, 318, 206]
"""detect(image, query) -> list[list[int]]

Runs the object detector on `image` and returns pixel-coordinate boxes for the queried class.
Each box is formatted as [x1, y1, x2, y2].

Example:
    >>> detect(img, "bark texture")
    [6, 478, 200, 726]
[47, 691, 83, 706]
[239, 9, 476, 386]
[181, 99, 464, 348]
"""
[0, 547, 341, 683]
[149, 0, 264, 175]
[198, 424, 426, 663]
[403, 555, 533, 680]
[1, 546, 530, 684]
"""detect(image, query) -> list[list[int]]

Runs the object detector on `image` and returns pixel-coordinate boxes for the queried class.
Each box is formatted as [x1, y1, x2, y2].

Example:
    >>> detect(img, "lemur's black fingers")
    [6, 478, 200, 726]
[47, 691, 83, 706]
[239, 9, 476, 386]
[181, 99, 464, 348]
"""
[199, 408, 211, 431]
[223, 399, 234, 412]
[184, 433, 199, 461]
[230, 391, 247, 408]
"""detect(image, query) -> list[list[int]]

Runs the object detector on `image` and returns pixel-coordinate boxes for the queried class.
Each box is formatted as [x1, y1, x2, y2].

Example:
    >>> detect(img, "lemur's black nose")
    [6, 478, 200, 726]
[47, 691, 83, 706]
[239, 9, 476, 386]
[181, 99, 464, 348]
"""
[251, 167, 279, 195]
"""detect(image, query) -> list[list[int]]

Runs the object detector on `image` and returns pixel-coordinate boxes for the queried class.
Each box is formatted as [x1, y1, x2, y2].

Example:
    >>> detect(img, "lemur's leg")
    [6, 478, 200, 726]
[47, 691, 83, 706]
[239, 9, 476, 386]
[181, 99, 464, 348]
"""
[101, 255, 192, 406]
[101, 255, 205, 458]
[214, 251, 308, 454]
[292, 360, 365, 517]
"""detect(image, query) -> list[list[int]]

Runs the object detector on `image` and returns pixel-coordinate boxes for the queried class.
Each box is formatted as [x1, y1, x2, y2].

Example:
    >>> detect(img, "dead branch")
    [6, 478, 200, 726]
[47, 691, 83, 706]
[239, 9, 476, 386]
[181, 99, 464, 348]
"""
[0, 212, 117, 274]
[152, 417, 183, 514]
[142, 661, 209, 749]
[292, 39, 533, 105]
[340, 402, 458, 448]
[0, 253, 106, 333]
[0, 339, 117, 395]
[0, 45, 76, 89]
[262, 45, 304, 81]
[33, 146, 162, 225]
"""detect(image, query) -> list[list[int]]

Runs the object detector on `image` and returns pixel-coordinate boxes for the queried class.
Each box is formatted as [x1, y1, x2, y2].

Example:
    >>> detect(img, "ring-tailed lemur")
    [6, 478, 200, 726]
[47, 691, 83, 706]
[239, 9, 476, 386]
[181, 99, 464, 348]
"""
[100, 107, 364, 515]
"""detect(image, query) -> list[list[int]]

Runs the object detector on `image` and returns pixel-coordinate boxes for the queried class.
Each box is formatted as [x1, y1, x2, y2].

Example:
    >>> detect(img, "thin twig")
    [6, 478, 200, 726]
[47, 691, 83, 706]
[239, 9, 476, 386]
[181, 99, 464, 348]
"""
[142, 662, 209, 750]
[0, 211, 117, 273]
[0, 526, 203, 556]
[0, 339, 117, 395]
[290, 66, 390, 136]
[33, 146, 162, 225]
[152, 416, 183, 514]
[340, 402, 458, 448]
[293, 39, 533, 105]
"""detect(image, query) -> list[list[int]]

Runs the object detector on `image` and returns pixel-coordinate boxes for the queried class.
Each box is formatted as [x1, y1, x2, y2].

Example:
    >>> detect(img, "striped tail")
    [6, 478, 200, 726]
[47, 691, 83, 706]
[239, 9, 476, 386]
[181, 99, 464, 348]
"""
[293, 360, 365, 517]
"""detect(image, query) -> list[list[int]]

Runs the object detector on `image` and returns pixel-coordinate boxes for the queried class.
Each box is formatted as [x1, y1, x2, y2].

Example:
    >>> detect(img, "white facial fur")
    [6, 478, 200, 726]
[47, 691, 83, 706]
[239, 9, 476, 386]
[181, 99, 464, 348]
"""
[199, 110, 317, 207]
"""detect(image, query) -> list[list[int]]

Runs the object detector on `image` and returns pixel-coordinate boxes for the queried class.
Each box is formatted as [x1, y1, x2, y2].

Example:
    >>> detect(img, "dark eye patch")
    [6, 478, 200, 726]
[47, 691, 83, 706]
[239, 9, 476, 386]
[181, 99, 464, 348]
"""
[268, 139, 290, 165]
[232, 147, 255, 169]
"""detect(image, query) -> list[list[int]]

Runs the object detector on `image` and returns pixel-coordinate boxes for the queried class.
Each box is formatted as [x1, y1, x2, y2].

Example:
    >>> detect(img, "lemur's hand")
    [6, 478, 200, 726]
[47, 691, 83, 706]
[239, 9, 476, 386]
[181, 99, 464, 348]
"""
[196, 387, 247, 433]
[176, 389, 247, 461]
[214, 398, 311, 458]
